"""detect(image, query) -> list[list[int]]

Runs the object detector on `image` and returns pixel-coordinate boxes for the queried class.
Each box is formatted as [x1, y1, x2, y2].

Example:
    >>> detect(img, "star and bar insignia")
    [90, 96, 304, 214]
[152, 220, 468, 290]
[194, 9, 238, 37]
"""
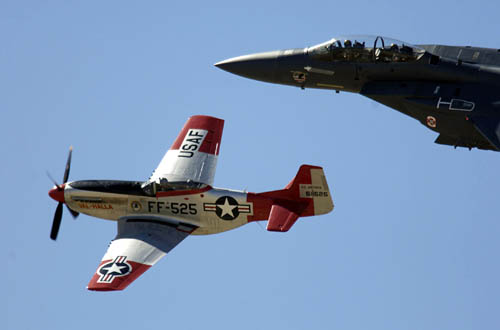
[203, 196, 251, 220]
[97, 256, 132, 283]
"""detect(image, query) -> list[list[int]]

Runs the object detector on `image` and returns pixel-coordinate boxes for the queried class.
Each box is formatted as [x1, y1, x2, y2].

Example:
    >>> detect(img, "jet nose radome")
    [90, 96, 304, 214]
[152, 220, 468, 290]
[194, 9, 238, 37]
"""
[215, 50, 280, 83]
[48, 184, 65, 203]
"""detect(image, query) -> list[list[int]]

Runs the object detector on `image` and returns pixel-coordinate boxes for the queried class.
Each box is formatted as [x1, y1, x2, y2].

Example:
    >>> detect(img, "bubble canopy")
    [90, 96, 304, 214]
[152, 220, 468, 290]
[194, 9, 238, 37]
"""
[307, 35, 425, 63]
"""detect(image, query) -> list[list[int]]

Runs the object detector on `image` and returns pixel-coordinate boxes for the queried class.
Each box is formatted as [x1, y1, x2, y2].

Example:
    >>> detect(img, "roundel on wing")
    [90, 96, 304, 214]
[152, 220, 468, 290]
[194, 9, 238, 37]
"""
[215, 196, 240, 220]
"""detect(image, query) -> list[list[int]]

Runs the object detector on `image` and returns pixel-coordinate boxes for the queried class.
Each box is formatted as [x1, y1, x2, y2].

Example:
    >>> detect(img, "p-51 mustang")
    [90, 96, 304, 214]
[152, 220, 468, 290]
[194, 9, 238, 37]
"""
[48, 115, 334, 291]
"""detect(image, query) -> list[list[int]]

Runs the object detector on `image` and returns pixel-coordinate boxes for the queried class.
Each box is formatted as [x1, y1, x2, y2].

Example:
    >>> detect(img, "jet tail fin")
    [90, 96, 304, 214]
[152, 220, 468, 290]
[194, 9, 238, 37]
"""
[258, 165, 334, 232]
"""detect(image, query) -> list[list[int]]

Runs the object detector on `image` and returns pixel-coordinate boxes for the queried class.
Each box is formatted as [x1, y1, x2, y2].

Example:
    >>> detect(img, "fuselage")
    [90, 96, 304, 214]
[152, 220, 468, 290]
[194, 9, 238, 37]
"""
[62, 180, 273, 235]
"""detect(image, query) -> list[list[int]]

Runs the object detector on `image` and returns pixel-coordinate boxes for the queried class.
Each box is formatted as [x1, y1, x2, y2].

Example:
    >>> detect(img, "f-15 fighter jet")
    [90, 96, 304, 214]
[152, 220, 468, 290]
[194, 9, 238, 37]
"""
[48, 115, 333, 291]
[216, 35, 500, 151]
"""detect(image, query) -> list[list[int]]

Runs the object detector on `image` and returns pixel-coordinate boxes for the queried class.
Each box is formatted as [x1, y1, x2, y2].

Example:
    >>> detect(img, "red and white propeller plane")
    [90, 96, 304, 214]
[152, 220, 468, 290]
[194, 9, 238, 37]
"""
[48, 115, 334, 291]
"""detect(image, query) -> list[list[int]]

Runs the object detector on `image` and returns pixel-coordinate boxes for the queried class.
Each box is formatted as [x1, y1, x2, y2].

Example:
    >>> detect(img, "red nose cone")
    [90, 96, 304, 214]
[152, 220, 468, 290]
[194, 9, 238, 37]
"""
[48, 184, 65, 203]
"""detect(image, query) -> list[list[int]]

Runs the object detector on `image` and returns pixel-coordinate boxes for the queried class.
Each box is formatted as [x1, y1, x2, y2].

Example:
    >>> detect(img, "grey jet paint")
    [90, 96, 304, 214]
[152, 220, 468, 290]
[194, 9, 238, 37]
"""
[215, 35, 500, 151]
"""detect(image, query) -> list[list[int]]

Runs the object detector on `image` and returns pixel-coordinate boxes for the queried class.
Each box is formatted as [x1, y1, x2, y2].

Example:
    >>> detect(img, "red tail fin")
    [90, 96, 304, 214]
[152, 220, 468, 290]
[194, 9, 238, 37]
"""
[257, 165, 333, 232]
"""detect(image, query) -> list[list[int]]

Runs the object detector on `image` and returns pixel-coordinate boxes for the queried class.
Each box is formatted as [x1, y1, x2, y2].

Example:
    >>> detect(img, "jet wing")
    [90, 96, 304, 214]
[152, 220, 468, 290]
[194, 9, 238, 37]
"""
[149, 115, 224, 186]
[87, 218, 195, 291]
[470, 115, 500, 151]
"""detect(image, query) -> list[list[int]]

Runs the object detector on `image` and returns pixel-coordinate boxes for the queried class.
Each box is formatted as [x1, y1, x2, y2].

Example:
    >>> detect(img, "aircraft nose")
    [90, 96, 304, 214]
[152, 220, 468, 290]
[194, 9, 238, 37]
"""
[215, 50, 280, 83]
[48, 184, 65, 203]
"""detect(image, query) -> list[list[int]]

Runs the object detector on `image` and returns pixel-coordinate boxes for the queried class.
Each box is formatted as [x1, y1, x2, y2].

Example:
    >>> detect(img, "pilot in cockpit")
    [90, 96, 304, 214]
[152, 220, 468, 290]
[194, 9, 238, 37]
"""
[353, 40, 365, 49]
[400, 45, 413, 54]
[159, 178, 170, 191]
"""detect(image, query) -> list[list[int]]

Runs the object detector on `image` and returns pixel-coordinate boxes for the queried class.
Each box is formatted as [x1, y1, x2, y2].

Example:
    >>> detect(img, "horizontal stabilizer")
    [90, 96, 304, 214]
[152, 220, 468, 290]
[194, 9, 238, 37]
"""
[266, 204, 299, 232]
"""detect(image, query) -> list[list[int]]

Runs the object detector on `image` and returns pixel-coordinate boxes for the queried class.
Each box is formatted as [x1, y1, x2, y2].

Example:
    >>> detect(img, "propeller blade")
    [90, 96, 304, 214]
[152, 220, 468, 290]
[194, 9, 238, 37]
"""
[66, 205, 80, 219]
[63, 146, 73, 184]
[46, 171, 61, 189]
[50, 202, 63, 240]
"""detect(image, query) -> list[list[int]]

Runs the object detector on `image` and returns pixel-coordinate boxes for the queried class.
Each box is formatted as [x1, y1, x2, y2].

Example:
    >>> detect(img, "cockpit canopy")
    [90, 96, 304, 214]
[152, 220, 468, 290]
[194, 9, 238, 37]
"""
[308, 35, 425, 63]
[68, 179, 208, 197]
[141, 179, 207, 196]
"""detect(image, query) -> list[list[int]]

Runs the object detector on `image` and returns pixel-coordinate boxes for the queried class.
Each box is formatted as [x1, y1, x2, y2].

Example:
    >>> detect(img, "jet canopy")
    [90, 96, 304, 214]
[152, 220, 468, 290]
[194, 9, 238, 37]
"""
[308, 35, 425, 63]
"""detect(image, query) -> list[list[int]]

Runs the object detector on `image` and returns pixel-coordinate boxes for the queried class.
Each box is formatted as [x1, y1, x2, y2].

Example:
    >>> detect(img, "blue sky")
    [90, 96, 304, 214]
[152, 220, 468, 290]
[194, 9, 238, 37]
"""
[3, 1, 500, 329]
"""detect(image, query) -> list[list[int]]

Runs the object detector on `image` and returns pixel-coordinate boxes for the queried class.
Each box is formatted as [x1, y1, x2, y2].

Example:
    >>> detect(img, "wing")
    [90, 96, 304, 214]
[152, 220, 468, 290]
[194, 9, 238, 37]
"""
[149, 115, 224, 185]
[87, 218, 195, 291]
[470, 115, 500, 151]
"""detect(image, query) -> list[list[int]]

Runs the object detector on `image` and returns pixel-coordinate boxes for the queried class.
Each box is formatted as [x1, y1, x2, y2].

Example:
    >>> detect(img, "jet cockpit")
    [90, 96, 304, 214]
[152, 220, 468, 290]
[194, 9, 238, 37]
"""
[308, 35, 425, 63]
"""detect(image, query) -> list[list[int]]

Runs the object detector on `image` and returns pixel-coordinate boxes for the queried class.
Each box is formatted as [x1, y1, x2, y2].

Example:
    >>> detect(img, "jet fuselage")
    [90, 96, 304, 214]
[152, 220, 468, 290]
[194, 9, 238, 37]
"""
[216, 36, 500, 151]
